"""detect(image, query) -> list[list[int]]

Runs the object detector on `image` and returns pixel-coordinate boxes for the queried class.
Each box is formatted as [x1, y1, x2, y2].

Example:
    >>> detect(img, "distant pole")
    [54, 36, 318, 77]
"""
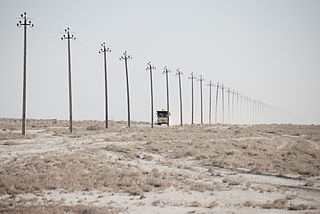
[227, 88, 230, 124]
[17, 12, 34, 136]
[207, 81, 214, 124]
[188, 73, 197, 124]
[221, 84, 225, 123]
[253, 100, 256, 124]
[239, 93, 242, 123]
[99, 42, 111, 128]
[248, 98, 251, 124]
[236, 91, 239, 124]
[232, 89, 235, 124]
[243, 95, 248, 123]
[61, 28, 76, 133]
[147, 62, 156, 128]
[198, 75, 205, 124]
[176, 68, 184, 126]
[163, 67, 171, 126]
[119, 51, 132, 127]
[214, 82, 220, 123]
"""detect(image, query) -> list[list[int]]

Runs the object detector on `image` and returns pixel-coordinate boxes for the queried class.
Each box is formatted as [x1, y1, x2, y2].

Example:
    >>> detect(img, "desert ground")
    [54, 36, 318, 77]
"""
[0, 118, 320, 214]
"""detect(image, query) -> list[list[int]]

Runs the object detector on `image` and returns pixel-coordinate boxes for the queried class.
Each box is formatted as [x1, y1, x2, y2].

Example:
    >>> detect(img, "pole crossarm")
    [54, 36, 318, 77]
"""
[119, 50, 132, 61]
[99, 42, 111, 54]
[17, 12, 34, 28]
[61, 28, 76, 41]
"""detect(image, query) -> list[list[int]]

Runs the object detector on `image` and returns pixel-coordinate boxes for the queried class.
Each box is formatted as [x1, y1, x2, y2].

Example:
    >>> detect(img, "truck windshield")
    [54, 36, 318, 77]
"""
[158, 112, 168, 117]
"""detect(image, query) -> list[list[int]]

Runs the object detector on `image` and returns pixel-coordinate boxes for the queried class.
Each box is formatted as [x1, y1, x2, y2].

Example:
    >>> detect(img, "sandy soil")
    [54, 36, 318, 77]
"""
[0, 118, 320, 213]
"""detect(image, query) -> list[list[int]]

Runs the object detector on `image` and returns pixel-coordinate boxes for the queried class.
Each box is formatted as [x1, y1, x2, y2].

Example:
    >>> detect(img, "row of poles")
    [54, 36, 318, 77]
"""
[18, 12, 267, 135]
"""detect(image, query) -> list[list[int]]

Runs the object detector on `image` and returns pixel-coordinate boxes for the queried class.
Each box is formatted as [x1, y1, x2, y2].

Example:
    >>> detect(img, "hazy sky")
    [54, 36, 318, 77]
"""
[0, 0, 319, 125]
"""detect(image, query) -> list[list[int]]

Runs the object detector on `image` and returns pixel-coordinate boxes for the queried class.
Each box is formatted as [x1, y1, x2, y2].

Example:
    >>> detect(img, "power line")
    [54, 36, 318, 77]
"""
[61, 27, 76, 133]
[17, 12, 34, 136]
[99, 42, 111, 129]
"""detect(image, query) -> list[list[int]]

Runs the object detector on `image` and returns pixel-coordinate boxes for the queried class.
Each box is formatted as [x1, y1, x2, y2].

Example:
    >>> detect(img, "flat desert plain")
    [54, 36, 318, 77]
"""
[0, 118, 320, 214]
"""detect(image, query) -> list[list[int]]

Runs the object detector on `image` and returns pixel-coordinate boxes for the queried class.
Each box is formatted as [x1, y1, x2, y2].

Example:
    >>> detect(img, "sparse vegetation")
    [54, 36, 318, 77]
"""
[0, 119, 319, 212]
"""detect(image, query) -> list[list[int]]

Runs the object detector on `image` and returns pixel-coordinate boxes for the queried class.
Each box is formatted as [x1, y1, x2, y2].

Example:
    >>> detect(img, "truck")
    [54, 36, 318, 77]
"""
[156, 110, 169, 125]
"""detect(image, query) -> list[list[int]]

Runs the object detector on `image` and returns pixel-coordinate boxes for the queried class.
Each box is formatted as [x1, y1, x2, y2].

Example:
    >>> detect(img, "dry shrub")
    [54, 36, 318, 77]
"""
[3, 141, 18, 146]
[0, 149, 170, 196]
[222, 178, 241, 186]
[261, 198, 288, 209]
[288, 204, 313, 210]
[152, 200, 161, 206]
[86, 125, 100, 131]
[243, 201, 255, 207]
[208, 167, 215, 174]
[207, 201, 218, 208]
[1, 205, 120, 214]
[304, 180, 315, 187]
[189, 201, 201, 207]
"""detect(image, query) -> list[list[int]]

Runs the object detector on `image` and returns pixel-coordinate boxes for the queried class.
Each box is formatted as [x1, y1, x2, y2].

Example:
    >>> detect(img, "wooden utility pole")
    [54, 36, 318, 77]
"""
[221, 84, 225, 123]
[232, 89, 235, 124]
[99, 42, 111, 128]
[147, 62, 156, 128]
[176, 69, 183, 126]
[188, 73, 197, 125]
[198, 75, 205, 124]
[119, 51, 132, 127]
[61, 28, 76, 133]
[207, 81, 214, 124]
[235, 91, 239, 124]
[214, 82, 220, 123]
[17, 12, 34, 136]
[226, 88, 231, 124]
[162, 67, 171, 126]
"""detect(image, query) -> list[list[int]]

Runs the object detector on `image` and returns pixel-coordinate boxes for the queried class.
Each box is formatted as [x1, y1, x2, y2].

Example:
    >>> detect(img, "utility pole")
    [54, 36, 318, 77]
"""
[231, 89, 235, 124]
[239, 93, 242, 123]
[99, 42, 111, 129]
[162, 66, 171, 126]
[17, 12, 34, 136]
[198, 75, 205, 124]
[207, 81, 214, 124]
[188, 73, 197, 125]
[227, 88, 231, 124]
[235, 91, 239, 124]
[119, 51, 132, 127]
[243, 95, 247, 124]
[221, 84, 225, 123]
[214, 82, 220, 123]
[61, 28, 76, 133]
[176, 68, 183, 126]
[147, 62, 156, 128]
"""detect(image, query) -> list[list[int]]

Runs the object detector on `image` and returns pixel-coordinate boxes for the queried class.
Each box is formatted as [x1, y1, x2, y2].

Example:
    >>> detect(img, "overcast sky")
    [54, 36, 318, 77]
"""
[0, 0, 319, 125]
